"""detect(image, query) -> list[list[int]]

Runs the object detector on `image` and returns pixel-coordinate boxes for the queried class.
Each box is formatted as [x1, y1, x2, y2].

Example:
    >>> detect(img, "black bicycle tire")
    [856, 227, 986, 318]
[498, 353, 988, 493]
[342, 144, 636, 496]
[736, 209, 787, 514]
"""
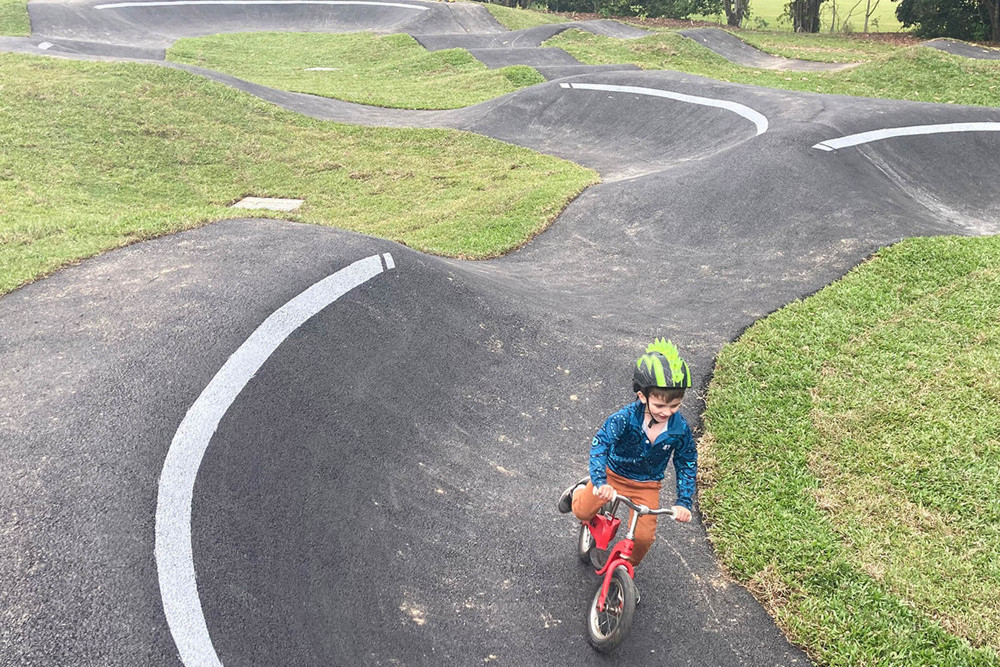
[577, 523, 595, 564]
[585, 566, 636, 653]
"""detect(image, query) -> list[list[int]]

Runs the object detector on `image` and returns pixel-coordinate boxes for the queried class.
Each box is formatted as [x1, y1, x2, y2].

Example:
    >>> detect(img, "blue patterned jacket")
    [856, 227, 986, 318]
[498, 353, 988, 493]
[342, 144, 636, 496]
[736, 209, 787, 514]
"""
[588, 400, 698, 510]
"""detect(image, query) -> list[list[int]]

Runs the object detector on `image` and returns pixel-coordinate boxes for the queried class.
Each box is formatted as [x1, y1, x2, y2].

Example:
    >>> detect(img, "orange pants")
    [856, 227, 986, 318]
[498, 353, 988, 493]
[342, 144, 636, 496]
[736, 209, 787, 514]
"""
[571, 468, 662, 566]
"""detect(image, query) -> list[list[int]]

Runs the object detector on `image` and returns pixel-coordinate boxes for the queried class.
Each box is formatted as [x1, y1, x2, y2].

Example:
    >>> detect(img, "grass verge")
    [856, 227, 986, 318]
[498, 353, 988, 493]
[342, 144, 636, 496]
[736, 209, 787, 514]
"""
[0, 0, 29, 35]
[711, 29, 908, 62]
[0, 53, 597, 295]
[544, 29, 1000, 106]
[701, 235, 1000, 666]
[481, 2, 571, 30]
[167, 32, 544, 109]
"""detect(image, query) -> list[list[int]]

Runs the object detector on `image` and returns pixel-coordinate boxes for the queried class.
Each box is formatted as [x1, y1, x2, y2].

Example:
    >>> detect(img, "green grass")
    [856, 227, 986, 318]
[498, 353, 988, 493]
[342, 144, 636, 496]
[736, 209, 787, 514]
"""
[167, 32, 545, 110]
[701, 236, 1000, 665]
[0, 53, 597, 295]
[730, 30, 906, 62]
[544, 29, 1000, 106]
[0, 0, 30, 35]
[484, 0, 903, 32]
[481, 2, 571, 30]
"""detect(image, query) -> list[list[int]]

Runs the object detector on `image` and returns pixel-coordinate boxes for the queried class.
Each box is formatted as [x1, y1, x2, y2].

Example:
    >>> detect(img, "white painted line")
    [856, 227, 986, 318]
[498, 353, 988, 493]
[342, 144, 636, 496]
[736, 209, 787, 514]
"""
[37, 41, 55, 50]
[562, 82, 769, 136]
[382, 252, 395, 270]
[156, 254, 389, 667]
[96, 0, 427, 9]
[305, 67, 340, 71]
[813, 122, 1000, 151]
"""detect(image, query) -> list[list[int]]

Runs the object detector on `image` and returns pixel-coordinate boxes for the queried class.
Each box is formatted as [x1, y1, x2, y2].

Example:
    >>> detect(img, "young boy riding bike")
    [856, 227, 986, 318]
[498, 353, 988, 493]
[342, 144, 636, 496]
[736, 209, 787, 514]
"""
[558, 339, 696, 578]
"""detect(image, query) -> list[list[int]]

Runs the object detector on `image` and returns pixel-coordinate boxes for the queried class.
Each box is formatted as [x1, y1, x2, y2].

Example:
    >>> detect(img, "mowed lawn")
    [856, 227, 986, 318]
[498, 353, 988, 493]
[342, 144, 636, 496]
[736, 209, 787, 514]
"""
[0, 53, 597, 295]
[0, 0, 28, 35]
[703, 236, 1000, 666]
[168, 32, 545, 109]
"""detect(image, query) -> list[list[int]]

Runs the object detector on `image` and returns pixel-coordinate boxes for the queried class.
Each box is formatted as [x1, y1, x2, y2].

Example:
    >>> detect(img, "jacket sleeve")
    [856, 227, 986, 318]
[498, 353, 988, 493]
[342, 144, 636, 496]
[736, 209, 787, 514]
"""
[589, 410, 628, 487]
[672, 423, 698, 510]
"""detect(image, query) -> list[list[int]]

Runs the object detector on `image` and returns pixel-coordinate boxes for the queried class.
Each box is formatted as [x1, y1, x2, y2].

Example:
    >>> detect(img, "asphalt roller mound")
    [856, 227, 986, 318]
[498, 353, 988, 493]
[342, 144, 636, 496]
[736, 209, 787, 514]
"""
[841, 131, 1000, 234]
[26, 0, 502, 48]
[451, 71, 772, 180]
[0, 218, 807, 665]
[678, 27, 854, 71]
[19, 0, 1000, 72]
[924, 37, 1000, 59]
[23, 1, 647, 79]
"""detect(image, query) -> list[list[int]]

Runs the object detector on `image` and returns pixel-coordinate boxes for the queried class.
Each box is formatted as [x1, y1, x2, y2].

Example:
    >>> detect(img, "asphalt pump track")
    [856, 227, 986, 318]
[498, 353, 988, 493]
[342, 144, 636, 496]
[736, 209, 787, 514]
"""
[3, 1, 1000, 665]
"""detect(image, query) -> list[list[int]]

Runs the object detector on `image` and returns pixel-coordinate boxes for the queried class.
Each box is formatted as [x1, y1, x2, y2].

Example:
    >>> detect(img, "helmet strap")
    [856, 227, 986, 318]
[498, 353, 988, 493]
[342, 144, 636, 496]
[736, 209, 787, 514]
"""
[643, 390, 659, 427]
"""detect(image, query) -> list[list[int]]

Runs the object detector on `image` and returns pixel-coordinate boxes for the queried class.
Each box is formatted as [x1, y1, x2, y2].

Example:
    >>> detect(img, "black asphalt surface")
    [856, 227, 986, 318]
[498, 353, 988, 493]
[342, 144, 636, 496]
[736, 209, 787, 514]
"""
[678, 28, 853, 71]
[3, 1, 1000, 666]
[924, 37, 1000, 59]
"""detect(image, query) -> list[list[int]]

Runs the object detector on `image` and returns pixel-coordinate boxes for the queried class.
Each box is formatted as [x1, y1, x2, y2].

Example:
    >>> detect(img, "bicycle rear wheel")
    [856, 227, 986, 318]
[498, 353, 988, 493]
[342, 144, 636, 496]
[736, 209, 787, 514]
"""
[577, 523, 595, 564]
[586, 565, 636, 653]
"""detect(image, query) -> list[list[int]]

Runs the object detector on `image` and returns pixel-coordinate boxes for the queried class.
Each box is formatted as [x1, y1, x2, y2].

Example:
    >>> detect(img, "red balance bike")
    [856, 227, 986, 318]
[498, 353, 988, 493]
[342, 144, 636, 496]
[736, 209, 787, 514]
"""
[576, 491, 677, 652]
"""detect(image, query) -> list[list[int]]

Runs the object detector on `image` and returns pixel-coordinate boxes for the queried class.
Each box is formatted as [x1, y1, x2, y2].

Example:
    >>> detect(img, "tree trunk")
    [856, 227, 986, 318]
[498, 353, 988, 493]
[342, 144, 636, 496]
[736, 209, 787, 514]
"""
[724, 0, 748, 26]
[790, 0, 823, 32]
[986, 0, 1000, 42]
[724, 0, 737, 25]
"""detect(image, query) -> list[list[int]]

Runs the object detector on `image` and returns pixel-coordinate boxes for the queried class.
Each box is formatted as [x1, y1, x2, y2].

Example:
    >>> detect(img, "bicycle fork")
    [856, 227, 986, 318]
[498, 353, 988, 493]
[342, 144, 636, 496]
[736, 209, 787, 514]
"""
[590, 508, 642, 612]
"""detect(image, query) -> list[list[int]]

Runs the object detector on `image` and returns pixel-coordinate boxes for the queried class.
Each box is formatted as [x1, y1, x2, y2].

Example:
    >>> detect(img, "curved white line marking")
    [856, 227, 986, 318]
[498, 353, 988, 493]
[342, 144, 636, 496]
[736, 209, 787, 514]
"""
[559, 82, 768, 136]
[813, 122, 1000, 151]
[96, 0, 427, 9]
[156, 253, 392, 667]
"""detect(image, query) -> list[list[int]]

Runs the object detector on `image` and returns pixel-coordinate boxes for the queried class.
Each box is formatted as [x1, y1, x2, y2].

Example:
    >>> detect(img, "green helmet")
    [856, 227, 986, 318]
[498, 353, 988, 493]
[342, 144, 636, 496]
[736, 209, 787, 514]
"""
[632, 338, 691, 392]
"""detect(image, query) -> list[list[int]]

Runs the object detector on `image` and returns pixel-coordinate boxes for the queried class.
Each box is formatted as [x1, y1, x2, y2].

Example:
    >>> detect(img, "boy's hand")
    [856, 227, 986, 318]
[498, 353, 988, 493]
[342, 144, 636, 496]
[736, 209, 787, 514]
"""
[672, 505, 692, 522]
[593, 484, 616, 501]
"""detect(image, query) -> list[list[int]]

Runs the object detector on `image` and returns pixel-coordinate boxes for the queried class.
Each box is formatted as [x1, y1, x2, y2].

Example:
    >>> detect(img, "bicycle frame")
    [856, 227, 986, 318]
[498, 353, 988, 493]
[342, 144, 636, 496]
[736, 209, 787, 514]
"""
[586, 494, 675, 612]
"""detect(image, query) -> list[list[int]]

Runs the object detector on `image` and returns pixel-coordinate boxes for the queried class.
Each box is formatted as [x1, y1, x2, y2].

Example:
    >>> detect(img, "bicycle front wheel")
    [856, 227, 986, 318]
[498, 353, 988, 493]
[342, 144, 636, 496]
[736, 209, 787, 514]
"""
[586, 565, 636, 653]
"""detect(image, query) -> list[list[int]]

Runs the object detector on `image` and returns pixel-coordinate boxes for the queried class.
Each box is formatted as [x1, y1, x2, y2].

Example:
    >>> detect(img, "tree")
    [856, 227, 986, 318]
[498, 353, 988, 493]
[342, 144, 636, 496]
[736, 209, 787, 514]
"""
[862, 0, 880, 32]
[787, 0, 826, 31]
[645, 0, 723, 17]
[834, 0, 882, 33]
[894, 0, 994, 40]
[983, 0, 999, 41]
[588, 0, 722, 17]
[723, 0, 750, 27]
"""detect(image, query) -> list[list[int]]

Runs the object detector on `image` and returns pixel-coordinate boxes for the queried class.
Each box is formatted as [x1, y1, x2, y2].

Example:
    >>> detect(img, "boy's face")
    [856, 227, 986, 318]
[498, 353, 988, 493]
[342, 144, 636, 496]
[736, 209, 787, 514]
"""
[637, 392, 683, 424]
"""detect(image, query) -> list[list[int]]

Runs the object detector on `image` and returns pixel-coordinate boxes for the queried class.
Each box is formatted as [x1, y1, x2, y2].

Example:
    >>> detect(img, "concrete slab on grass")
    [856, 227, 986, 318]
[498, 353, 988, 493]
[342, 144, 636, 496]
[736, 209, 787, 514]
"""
[231, 196, 304, 212]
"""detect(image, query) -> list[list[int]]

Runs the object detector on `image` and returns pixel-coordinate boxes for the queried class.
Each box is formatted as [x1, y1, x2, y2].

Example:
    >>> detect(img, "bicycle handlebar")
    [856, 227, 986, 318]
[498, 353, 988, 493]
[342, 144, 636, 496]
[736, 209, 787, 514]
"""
[609, 491, 677, 519]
